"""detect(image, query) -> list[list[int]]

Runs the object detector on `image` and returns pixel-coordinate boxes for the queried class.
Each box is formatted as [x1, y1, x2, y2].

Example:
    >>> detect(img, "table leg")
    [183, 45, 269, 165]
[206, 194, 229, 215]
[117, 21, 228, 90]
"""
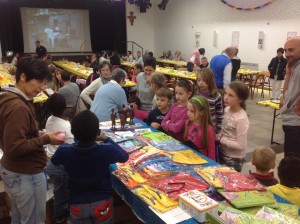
[271, 109, 280, 145]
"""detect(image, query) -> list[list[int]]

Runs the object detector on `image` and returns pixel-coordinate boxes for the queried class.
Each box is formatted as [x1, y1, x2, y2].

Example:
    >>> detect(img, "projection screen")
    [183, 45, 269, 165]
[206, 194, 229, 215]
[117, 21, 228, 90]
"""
[21, 7, 92, 53]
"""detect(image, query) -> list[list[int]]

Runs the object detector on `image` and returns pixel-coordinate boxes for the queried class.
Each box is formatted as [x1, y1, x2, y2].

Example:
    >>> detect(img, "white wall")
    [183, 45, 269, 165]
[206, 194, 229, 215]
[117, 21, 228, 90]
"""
[126, 0, 300, 70]
[126, 3, 155, 56]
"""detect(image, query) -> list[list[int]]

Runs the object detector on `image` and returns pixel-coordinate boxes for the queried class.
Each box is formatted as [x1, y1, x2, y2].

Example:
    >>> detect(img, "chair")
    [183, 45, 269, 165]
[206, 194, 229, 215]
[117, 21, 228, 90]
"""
[262, 71, 271, 97]
[248, 74, 265, 99]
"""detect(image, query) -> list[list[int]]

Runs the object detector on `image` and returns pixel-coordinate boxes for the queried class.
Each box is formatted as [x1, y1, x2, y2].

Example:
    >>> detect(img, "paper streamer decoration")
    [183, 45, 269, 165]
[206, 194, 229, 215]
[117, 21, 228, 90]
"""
[195, 32, 201, 48]
[221, 0, 273, 11]
[231, 31, 239, 47]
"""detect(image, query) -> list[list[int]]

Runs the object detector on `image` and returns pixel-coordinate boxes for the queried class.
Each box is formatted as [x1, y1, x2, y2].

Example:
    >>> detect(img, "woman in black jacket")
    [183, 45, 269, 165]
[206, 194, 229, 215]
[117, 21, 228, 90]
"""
[268, 47, 287, 100]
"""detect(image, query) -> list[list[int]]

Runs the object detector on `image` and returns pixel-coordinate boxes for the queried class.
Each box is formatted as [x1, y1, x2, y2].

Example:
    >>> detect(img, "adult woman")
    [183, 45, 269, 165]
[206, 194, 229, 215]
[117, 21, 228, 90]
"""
[80, 61, 112, 106]
[0, 57, 64, 223]
[136, 57, 156, 112]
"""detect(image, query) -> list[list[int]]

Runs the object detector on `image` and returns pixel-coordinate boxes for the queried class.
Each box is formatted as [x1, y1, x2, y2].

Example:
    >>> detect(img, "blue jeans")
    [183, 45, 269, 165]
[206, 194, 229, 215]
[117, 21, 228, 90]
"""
[70, 198, 113, 224]
[0, 163, 47, 224]
[46, 160, 70, 223]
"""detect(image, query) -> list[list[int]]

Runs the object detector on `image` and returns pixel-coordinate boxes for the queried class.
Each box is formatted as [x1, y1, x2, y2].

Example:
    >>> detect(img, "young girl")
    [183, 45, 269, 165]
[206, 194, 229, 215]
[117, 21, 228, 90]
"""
[161, 79, 193, 142]
[219, 81, 250, 172]
[184, 96, 216, 160]
[150, 72, 166, 109]
[195, 68, 223, 134]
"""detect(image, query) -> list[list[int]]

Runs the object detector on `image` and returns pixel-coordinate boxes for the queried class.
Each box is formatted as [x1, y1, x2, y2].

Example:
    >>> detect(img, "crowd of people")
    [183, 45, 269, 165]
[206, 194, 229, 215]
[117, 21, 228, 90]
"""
[0, 36, 300, 223]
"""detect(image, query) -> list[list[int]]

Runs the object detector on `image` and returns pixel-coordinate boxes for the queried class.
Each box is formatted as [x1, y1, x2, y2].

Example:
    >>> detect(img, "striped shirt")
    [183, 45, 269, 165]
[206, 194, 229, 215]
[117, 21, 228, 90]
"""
[196, 90, 223, 133]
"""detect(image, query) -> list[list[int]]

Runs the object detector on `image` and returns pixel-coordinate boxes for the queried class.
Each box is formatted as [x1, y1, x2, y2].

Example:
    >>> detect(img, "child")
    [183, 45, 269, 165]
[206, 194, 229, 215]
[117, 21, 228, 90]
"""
[218, 81, 249, 172]
[184, 96, 216, 160]
[147, 87, 173, 130]
[161, 79, 193, 142]
[45, 93, 74, 224]
[150, 72, 166, 109]
[51, 110, 129, 223]
[268, 155, 300, 206]
[250, 146, 278, 186]
[86, 64, 100, 86]
[195, 68, 223, 134]
[128, 95, 149, 122]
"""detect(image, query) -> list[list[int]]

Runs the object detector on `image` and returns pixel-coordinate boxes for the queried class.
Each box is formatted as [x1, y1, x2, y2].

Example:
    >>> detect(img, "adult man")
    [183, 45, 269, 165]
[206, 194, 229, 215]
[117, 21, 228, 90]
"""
[127, 50, 133, 62]
[166, 50, 173, 60]
[136, 50, 143, 64]
[210, 47, 236, 90]
[58, 70, 80, 108]
[281, 37, 300, 158]
[187, 48, 205, 72]
[0, 57, 64, 223]
[35, 40, 47, 58]
[231, 48, 241, 81]
[91, 68, 128, 122]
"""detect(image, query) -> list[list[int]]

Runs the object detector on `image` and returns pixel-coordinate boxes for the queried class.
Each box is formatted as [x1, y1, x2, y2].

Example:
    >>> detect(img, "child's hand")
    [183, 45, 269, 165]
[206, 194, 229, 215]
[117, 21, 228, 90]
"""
[48, 131, 65, 145]
[151, 122, 161, 129]
[96, 134, 108, 142]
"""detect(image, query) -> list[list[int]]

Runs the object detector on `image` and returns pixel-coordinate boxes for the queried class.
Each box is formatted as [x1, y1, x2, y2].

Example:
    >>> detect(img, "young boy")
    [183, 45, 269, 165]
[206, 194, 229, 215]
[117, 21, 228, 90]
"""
[268, 155, 300, 206]
[146, 87, 173, 130]
[51, 110, 129, 223]
[45, 93, 74, 224]
[249, 146, 278, 186]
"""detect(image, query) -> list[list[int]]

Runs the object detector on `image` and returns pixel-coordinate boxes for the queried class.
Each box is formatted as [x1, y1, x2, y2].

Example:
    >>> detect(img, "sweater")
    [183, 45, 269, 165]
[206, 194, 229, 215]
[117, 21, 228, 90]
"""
[161, 103, 188, 142]
[220, 107, 249, 159]
[195, 91, 223, 133]
[185, 122, 215, 160]
[58, 82, 80, 108]
[136, 72, 153, 112]
[268, 56, 287, 80]
[91, 81, 128, 122]
[210, 54, 231, 88]
[280, 60, 300, 126]
[268, 184, 300, 206]
[45, 116, 74, 157]
[80, 76, 110, 106]
[51, 138, 129, 204]
[146, 107, 168, 130]
[0, 88, 50, 174]
[249, 171, 278, 187]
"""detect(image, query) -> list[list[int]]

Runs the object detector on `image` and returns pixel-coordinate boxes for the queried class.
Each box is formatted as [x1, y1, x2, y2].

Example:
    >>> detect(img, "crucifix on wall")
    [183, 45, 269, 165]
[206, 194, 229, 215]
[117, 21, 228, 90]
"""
[127, 11, 136, 26]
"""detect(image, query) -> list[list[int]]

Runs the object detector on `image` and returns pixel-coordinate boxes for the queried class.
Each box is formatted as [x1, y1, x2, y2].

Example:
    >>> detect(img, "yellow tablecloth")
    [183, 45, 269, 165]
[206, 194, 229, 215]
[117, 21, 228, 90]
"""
[156, 58, 187, 67]
[33, 91, 49, 103]
[238, 69, 261, 76]
[257, 100, 280, 110]
[121, 62, 196, 80]
[53, 61, 92, 79]
[54, 61, 136, 87]
[0, 64, 16, 88]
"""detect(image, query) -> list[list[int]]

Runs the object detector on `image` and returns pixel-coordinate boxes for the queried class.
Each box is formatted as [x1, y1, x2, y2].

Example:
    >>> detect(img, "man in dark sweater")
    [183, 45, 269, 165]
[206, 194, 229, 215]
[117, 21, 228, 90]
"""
[35, 40, 47, 58]
[51, 110, 128, 223]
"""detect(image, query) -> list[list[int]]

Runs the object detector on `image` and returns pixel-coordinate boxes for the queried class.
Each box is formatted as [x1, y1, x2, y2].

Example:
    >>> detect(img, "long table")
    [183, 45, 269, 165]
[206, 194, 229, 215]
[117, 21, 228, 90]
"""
[257, 100, 281, 145]
[121, 62, 196, 80]
[156, 58, 187, 67]
[110, 119, 218, 224]
[53, 61, 136, 87]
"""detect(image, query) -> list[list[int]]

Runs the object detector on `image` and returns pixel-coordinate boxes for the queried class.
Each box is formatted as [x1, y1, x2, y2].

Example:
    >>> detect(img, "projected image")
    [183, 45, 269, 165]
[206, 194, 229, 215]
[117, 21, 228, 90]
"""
[21, 8, 92, 53]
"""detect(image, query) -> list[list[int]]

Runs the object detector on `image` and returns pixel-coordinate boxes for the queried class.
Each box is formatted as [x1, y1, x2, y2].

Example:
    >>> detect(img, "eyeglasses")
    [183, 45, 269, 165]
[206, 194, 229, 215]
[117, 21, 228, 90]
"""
[32, 79, 47, 87]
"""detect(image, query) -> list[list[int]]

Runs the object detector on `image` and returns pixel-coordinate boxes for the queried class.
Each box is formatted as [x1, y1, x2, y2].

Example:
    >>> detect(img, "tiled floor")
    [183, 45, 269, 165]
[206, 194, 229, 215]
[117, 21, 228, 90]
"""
[240, 88, 284, 179]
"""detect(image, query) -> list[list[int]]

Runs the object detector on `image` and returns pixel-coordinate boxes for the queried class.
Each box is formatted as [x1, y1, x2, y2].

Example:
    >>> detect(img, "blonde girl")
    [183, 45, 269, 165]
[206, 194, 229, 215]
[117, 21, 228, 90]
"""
[219, 81, 250, 172]
[184, 96, 216, 160]
[195, 68, 223, 134]
[161, 79, 193, 142]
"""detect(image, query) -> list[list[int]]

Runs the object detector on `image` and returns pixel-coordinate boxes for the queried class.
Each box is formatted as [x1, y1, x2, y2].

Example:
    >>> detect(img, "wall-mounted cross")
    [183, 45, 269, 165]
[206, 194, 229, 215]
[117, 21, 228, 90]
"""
[127, 11, 136, 26]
